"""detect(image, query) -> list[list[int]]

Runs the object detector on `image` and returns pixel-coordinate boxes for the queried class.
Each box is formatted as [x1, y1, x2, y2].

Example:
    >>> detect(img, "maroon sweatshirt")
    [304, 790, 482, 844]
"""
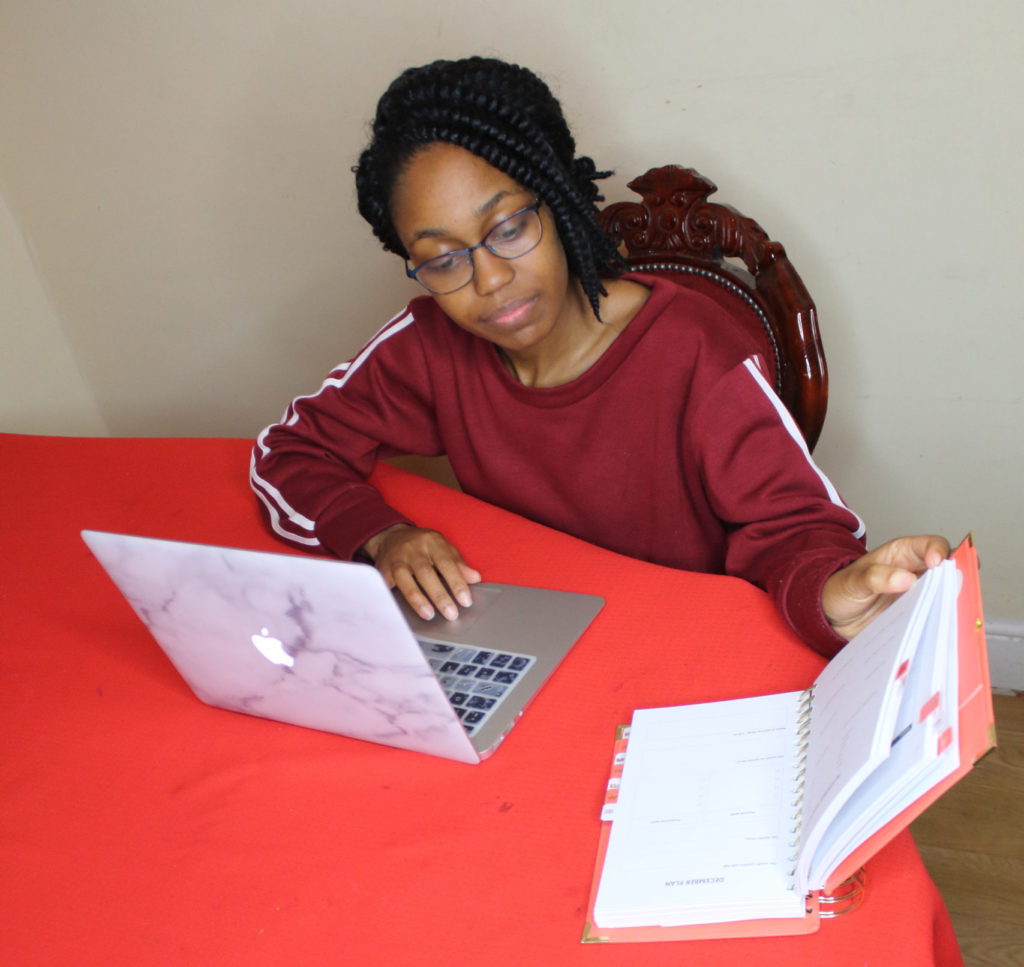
[251, 274, 865, 655]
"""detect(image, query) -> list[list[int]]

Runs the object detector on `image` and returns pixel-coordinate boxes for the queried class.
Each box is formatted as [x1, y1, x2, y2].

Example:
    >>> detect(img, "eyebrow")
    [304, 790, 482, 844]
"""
[407, 190, 520, 245]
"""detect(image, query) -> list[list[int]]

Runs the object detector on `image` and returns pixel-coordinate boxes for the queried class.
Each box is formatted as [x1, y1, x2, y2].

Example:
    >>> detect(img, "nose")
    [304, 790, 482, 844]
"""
[471, 247, 515, 296]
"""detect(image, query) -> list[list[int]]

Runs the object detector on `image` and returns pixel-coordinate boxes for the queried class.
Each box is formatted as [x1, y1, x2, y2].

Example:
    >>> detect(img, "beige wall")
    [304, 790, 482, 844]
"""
[2, 0, 1021, 623]
[0, 182, 106, 434]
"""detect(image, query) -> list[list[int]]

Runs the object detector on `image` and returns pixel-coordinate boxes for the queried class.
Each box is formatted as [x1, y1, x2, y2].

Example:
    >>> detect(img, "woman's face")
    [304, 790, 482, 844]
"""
[388, 143, 587, 356]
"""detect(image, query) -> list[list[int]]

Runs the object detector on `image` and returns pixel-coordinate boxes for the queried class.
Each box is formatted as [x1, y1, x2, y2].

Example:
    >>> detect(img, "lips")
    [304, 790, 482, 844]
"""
[482, 295, 538, 328]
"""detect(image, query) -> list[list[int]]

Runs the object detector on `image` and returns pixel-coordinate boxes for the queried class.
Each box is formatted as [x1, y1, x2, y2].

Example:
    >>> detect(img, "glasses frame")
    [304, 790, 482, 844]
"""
[404, 201, 543, 295]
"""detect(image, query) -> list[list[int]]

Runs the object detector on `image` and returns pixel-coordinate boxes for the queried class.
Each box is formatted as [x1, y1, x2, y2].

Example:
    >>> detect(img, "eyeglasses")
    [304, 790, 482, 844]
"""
[404, 202, 543, 295]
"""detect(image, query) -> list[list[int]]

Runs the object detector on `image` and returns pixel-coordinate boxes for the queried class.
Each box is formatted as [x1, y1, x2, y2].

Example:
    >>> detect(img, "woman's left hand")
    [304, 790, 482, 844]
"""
[823, 535, 951, 641]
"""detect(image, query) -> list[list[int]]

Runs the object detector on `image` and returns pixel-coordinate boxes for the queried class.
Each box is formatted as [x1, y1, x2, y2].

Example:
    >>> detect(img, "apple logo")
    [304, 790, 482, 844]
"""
[250, 627, 295, 668]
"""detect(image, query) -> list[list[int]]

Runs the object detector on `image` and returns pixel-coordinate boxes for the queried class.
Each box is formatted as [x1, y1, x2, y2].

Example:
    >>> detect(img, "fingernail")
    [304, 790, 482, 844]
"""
[419, 604, 435, 620]
[442, 604, 458, 621]
[457, 590, 472, 607]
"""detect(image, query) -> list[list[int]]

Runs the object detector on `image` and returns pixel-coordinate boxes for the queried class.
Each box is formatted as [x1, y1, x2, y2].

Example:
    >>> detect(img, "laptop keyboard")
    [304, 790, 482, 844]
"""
[418, 641, 537, 736]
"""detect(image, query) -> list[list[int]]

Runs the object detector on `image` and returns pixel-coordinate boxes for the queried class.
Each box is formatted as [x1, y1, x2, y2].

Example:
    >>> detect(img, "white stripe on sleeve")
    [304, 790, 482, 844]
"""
[249, 308, 418, 546]
[742, 357, 866, 539]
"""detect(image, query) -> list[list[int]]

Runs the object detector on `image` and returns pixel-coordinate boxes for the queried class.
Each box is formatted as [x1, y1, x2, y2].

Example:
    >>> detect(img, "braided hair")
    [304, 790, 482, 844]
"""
[354, 57, 626, 319]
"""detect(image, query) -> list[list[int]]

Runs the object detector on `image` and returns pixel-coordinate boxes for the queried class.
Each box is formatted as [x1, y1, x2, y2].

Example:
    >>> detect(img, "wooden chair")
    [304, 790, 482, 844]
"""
[597, 165, 828, 450]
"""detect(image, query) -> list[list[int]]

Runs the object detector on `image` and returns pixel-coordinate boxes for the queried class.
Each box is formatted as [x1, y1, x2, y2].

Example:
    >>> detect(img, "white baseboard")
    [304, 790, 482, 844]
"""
[987, 619, 1024, 693]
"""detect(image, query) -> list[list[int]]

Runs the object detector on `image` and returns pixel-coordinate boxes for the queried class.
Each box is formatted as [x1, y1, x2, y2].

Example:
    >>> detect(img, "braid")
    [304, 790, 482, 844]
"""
[353, 57, 626, 319]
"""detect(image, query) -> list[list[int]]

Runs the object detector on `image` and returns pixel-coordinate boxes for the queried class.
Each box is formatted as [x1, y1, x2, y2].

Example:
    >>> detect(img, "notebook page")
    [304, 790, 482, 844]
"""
[794, 568, 941, 890]
[592, 691, 806, 928]
[807, 561, 961, 884]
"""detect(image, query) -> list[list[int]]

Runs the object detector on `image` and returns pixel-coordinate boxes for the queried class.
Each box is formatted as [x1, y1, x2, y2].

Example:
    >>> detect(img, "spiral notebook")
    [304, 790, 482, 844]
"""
[583, 538, 993, 941]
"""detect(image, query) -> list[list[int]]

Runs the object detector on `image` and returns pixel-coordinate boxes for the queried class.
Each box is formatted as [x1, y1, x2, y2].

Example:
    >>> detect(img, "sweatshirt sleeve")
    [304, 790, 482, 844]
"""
[690, 355, 867, 656]
[249, 305, 443, 560]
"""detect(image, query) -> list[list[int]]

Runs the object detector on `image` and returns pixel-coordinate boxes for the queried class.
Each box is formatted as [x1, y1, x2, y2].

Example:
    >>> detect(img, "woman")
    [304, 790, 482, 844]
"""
[250, 56, 946, 656]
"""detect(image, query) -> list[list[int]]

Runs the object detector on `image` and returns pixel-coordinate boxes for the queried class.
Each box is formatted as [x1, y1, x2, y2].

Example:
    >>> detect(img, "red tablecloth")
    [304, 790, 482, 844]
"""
[0, 434, 962, 966]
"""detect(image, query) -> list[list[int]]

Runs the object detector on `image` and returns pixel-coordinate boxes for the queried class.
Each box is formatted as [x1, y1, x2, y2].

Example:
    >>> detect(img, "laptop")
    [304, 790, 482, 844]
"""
[81, 530, 604, 763]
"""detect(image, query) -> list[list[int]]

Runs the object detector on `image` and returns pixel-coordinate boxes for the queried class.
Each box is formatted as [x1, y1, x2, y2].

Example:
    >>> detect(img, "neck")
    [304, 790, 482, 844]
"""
[500, 278, 645, 388]
[500, 283, 601, 387]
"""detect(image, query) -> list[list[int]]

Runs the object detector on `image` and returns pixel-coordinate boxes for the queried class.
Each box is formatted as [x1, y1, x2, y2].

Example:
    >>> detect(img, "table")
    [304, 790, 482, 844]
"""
[0, 433, 962, 966]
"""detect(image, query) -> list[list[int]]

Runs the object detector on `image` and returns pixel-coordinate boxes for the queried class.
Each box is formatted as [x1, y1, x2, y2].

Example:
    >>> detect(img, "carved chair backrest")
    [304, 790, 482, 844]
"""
[597, 165, 828, 450]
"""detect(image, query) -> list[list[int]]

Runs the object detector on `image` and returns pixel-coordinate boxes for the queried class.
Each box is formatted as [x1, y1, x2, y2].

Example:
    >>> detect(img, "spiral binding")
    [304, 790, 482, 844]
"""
[818, 868, 868, 918]
[786, 686, 814, 889]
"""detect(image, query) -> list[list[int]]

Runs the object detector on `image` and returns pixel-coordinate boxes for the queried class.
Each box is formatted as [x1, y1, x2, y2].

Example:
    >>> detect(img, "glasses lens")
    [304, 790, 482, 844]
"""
[485, 206, 542, 259]
[413, 251, 474, 294]
[407, 204, 543, 294]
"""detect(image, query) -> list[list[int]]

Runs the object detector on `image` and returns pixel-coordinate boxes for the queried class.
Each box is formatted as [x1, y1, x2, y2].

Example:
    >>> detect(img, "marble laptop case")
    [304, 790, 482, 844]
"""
[81, 531, 604, 764]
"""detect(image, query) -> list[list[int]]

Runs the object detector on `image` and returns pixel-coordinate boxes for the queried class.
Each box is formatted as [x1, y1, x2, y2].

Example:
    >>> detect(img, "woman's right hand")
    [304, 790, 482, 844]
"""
[362, 523, 482, 622]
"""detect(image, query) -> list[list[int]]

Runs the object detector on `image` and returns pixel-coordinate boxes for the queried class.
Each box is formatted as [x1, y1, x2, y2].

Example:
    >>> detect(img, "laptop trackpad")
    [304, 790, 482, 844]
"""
[395, 583, 503, 641]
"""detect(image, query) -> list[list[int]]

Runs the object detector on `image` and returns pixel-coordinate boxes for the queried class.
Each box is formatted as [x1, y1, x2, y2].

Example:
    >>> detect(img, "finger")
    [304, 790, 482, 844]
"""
[433, 547, 483, 607]
[823, 563, 905, 638]
[434, 558, 477, 609]
[416, 536, 481, 608]
[459, 561, 483, 585]
[391, 566, 439, 621]
[408, 562, 462, 621]
[872, 565, 917, 594]
[849, 561, 917, 599]
[878, 535, 950, 571]
[921, 535, 951, 568]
